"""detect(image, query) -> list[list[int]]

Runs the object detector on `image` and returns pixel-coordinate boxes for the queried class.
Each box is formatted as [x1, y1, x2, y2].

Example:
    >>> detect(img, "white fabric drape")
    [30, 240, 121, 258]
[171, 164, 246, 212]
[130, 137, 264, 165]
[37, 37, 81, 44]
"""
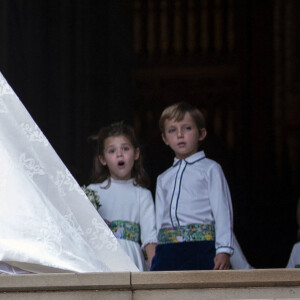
[0, 72, 138, 273]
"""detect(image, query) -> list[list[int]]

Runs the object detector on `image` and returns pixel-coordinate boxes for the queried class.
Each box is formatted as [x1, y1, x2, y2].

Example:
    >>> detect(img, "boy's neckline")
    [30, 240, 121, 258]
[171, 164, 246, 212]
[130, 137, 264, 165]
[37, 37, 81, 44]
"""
[173, 150, 206, 166]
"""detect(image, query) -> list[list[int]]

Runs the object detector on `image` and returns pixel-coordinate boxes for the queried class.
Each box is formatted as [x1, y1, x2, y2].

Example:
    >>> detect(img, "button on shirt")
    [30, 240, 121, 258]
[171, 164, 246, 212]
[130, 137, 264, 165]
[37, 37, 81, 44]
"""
[155, 151, 234, 255]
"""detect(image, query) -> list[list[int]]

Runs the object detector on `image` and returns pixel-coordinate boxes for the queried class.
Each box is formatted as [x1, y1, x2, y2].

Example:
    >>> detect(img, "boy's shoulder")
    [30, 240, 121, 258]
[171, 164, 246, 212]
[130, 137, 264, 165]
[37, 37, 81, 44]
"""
[157, 164, 173, 180]
[197, 156, 220, 169]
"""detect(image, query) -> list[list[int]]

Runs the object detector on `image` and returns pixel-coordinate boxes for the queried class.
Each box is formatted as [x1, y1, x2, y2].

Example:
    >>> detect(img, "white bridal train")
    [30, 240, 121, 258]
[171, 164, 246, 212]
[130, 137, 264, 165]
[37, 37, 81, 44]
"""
[0, 72, 138, 274]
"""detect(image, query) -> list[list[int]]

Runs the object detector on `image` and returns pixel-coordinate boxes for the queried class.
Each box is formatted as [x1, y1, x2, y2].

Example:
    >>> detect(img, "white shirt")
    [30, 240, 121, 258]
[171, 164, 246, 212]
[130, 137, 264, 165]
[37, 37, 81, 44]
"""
[286, 242, 300, 268]
[155, 151, 234, 255]
[230, 234, 253, 269]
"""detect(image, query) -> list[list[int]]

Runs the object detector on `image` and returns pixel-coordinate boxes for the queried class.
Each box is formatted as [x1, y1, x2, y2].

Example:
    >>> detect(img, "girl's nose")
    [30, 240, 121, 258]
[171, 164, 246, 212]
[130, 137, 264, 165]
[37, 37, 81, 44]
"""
[116, 149, 123, 156]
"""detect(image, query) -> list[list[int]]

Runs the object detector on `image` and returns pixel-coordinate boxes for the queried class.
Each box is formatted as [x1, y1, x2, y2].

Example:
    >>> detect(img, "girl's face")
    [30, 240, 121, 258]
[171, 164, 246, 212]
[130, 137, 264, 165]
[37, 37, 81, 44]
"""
[99, 135, 140, 181]
[162, 112, 206, 160]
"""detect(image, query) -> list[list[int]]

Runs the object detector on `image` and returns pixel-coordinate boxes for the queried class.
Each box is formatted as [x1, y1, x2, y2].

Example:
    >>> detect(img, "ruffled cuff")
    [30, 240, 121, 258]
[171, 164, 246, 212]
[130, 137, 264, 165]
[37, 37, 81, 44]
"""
[141, 239, 158, 250]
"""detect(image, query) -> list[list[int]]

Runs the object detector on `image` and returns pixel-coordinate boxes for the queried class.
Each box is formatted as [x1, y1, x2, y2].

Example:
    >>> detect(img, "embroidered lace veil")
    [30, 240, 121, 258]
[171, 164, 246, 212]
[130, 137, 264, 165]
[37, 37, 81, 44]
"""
[0, 72, 138, 273]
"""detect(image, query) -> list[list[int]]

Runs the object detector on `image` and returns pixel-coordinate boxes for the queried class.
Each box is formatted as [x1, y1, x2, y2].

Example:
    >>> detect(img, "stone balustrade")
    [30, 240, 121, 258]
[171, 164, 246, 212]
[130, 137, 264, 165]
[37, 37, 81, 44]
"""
[1, 269, 300, 299]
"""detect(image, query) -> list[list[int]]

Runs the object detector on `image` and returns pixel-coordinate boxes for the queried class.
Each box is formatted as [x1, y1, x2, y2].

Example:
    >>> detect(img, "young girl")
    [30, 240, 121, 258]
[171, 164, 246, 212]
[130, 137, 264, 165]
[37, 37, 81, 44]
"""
[88, 122, 157, 271]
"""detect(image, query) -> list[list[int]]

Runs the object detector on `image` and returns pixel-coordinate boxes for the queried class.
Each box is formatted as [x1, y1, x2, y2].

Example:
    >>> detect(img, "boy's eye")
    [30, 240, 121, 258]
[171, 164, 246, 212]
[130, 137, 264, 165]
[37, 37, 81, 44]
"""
[168, 128, 176, 133]
[122, 146, 130, 151]
[107, 148, 115, 154]
[184, 126, 192, 131]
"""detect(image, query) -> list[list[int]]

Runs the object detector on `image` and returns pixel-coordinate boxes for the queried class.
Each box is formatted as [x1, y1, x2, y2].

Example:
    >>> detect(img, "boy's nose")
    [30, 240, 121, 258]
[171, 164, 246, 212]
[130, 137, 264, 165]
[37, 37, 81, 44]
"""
[177, 129, 184, 138]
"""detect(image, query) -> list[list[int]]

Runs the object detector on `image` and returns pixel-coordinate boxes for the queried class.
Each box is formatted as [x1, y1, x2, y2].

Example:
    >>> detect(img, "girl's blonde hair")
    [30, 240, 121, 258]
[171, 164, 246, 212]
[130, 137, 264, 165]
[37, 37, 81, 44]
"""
[90, 122, 150, 188]
[159, 102, 206, 134]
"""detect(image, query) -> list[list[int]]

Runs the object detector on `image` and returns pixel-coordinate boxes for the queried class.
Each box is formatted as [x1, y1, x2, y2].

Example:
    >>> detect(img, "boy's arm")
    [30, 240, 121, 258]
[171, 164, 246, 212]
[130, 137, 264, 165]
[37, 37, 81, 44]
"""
[208, 163, 234, 257]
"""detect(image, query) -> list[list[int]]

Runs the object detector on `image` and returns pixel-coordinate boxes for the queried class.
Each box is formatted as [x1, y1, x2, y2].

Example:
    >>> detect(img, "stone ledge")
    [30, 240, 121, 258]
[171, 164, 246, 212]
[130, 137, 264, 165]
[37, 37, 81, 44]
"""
[131, 269, 300, 289]
[0, 272, 131, 292]
[0, 269, 300, 298]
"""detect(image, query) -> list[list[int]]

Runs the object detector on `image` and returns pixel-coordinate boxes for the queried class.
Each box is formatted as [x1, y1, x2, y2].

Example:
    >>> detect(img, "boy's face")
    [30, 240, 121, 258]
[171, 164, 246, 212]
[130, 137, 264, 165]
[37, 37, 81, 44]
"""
[162, 112, 206, 160]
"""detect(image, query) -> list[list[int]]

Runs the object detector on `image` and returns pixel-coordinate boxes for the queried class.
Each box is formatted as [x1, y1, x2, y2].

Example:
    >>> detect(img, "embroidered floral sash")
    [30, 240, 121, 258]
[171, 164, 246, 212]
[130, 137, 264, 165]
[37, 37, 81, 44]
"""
[158, 224, 215, 244]
[106, 220, 141, 243]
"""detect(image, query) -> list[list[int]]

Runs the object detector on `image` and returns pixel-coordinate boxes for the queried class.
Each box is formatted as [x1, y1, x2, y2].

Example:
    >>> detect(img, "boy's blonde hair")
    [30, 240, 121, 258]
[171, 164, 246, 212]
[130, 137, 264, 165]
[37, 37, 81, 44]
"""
[159, 102, 206, 134]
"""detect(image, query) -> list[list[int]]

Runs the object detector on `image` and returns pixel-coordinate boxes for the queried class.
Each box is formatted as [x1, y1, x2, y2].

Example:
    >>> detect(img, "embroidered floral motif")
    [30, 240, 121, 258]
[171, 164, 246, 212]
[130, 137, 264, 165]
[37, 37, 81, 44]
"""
[20, 123, 49, 146]
[24, 210, 64, 265]
[158, 224, 215, 244]
[19, 153, 45, 178]
[107, 220, 141, 243]
[0, 97, 8, 113]
[86, 218, 118, 251]
[51, 169, 79, 196]
[0, 145, 14, 190]
[0, 76, 13, 96]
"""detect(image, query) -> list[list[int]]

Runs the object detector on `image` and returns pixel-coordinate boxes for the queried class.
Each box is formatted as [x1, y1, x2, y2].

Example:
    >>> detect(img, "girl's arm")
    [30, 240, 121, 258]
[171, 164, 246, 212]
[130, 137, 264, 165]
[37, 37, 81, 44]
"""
[145, 243, 157, 268]
[139, 189, 158, 268]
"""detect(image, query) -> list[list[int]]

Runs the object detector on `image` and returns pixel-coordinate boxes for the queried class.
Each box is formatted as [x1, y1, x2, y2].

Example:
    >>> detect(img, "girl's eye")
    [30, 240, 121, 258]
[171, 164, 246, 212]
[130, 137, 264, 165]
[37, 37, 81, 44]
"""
[107, 149, 115, 154]
[122, 146, 130, 151]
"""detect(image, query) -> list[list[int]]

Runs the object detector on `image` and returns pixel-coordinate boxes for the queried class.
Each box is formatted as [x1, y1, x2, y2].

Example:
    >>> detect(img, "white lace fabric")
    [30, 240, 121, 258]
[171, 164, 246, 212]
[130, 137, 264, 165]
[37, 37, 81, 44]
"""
[0, 73, 138, 273]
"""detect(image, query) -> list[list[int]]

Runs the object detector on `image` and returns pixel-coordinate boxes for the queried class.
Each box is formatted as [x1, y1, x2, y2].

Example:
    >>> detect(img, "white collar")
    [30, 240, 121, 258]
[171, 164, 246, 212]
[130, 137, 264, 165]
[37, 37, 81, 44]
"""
[173, 150, 206, 167]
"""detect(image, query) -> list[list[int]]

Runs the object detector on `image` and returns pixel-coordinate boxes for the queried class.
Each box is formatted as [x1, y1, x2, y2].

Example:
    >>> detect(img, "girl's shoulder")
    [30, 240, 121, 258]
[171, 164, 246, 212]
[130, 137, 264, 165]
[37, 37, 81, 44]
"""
[130, 180, 149, 192]
[87, 180, 108, 190]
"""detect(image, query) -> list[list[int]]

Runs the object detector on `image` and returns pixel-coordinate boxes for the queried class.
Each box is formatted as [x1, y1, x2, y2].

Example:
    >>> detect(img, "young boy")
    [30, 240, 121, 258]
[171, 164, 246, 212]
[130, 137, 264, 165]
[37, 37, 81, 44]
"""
[151, 102, 234, 271]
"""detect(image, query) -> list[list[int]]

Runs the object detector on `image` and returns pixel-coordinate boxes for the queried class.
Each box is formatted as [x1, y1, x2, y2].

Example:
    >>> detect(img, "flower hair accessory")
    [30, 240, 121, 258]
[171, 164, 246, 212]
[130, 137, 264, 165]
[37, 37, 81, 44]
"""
[81, 185, 101, 210]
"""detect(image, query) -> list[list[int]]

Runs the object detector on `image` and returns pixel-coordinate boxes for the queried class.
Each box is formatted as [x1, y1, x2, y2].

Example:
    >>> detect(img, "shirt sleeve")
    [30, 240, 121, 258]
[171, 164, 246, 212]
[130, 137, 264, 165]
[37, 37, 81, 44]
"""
[208, 163, 234, 255]
[154, 175, 164, 235]
[286, 243, 300, 268]
[139, 188, 158, 248]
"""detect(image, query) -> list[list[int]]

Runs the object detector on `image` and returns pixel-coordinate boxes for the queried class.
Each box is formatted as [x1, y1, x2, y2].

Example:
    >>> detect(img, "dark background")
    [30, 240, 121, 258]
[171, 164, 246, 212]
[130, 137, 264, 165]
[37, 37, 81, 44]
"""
[0, 0, 299, 268]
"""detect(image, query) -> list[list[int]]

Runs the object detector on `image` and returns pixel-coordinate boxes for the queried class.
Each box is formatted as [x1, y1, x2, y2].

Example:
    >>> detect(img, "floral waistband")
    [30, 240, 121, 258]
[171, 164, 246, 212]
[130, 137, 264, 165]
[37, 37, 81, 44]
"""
[158, 224, 215, 244]
[105, 219, 141, 243]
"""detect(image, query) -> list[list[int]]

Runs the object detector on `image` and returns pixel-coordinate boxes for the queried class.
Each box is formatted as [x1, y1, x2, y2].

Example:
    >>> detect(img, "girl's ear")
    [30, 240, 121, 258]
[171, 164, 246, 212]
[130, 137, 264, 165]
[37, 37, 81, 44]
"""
[98, 155, 107, 166]
[161, 133, 169, 145]
[199, 128, 207, 141]
[134, 147, 140, 161]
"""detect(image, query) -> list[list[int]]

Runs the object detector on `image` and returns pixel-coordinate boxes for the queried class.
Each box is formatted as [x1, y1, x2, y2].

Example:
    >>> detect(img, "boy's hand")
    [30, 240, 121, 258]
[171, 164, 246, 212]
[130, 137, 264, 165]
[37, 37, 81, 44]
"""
[213, 253, 230, 270]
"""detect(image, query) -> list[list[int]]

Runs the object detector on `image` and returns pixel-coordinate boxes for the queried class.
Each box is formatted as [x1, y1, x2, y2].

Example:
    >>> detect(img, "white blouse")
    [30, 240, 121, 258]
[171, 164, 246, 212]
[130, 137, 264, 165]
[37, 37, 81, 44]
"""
[88, 179, 157, 271]
[155, 151, 234, 255]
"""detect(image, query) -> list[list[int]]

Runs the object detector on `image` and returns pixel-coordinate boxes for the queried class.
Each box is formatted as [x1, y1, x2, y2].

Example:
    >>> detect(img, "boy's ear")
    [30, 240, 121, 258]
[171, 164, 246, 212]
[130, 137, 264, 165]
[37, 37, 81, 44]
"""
[98, 155, 107, 166]
[161, 133, 169, 145]
[134, 147, 140, 160]
[199, 128, 207, 141]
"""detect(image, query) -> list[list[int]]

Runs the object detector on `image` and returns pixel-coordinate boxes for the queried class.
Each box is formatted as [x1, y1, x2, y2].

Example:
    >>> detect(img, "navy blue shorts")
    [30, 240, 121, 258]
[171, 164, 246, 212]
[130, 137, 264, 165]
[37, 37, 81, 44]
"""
[150, 241, 215, 271]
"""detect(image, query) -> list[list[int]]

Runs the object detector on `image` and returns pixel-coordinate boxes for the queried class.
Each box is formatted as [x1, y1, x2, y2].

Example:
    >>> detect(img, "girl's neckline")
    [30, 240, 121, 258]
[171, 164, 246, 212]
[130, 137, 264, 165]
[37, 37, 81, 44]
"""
[110, 177, 134, 184]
